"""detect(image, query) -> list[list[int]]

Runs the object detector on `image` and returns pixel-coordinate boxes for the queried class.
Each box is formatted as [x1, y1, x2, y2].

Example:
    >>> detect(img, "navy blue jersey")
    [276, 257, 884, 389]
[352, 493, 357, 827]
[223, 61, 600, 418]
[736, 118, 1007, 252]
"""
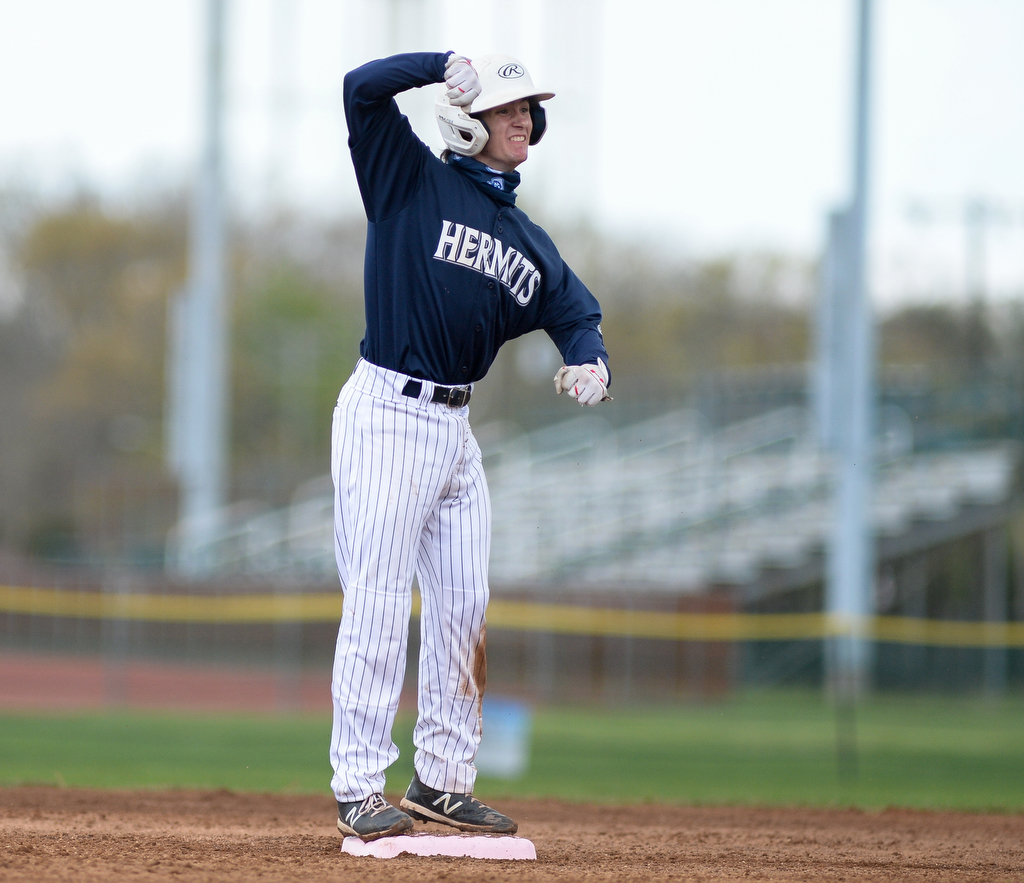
[343, 51, 610, 387]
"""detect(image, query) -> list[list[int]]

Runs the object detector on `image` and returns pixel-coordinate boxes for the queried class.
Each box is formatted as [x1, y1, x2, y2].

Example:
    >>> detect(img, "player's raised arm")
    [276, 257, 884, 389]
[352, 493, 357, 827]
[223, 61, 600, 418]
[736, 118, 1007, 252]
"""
[343, 52, 451, 221]
[342, 51, 450, 145]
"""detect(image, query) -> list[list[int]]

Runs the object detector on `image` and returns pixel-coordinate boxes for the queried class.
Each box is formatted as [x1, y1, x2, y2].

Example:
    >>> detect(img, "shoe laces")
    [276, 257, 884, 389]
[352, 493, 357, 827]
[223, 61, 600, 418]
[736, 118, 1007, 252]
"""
[359, 793, 391, 817]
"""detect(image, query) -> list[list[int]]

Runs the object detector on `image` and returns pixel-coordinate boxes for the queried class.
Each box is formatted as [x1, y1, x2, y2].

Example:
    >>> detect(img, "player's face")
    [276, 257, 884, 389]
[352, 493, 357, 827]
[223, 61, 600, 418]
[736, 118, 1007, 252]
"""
[476, 100, 533, 172]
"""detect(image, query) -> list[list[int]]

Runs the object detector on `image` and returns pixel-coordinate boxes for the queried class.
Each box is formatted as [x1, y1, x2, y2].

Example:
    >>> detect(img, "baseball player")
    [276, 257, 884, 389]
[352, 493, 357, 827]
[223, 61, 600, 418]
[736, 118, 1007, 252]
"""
[331, 50, 612, 842]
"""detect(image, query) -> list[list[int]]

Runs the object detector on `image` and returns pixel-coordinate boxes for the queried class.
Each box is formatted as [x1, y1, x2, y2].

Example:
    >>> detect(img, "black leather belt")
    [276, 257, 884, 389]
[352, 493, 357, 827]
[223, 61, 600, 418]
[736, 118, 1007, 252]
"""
[402, 379, 471, 408]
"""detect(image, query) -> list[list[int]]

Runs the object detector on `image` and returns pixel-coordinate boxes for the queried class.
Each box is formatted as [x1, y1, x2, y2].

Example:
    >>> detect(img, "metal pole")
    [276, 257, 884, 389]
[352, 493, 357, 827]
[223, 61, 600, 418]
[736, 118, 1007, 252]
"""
[827, 0, 875, 701]
[167, 0, 229, 574]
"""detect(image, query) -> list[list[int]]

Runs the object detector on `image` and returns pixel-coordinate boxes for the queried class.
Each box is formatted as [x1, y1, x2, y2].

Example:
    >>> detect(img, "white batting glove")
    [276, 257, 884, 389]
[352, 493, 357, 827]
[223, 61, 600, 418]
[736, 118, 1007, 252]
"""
[554, 358, 611, 406]
[444, 53, 481, 106]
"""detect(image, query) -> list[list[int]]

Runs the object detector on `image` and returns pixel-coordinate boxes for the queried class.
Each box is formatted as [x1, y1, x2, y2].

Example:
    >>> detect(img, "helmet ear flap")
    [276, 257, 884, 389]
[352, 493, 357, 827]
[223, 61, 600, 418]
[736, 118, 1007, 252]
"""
[472, 114, 491, 140]
[528, 102, 546, 145]
[435, 95, 489, 156]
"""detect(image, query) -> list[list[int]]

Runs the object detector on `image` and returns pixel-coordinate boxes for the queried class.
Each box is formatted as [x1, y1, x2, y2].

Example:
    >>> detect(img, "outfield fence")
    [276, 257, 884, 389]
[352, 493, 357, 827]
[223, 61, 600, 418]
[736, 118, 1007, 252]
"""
[3, 583, 1024, 646]
[3, 582, 1023, 702]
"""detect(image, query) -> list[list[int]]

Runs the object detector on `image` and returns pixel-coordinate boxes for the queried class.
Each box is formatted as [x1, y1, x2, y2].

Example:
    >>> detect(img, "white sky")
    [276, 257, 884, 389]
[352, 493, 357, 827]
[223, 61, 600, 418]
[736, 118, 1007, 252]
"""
[1, 0, 1023, 308]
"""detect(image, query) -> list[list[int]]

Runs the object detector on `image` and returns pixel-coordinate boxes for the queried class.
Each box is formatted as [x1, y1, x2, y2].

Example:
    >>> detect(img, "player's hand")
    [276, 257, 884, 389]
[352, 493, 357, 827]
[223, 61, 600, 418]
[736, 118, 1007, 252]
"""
[554, 358, 611, 405]
[444, 53, 481, 106]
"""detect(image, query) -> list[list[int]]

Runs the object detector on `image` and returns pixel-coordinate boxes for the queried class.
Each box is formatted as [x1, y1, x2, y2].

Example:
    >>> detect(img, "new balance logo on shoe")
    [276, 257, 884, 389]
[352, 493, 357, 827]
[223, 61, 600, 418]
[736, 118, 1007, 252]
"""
[431, 792, 465, 816]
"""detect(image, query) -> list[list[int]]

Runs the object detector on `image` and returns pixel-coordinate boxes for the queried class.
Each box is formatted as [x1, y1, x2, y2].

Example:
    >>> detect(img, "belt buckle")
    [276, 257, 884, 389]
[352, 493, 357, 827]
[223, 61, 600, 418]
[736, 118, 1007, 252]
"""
[446, 386, 469, 408]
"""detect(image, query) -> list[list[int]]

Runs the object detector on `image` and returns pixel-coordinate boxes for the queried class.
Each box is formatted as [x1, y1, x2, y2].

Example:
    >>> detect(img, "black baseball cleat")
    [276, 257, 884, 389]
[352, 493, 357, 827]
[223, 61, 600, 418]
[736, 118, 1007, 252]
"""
[400, 773, 518, 834]
[337, 793, 414, 841]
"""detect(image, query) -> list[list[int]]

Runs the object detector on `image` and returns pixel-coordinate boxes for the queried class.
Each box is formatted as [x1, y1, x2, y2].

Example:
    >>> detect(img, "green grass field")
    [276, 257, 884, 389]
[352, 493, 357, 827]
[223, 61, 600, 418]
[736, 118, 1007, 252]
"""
[2, 690, 1022, 812]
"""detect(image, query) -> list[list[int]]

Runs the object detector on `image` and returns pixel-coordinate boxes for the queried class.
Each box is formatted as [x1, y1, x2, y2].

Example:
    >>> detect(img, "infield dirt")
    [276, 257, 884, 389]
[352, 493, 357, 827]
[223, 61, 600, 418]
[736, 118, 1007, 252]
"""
[2, 785, 1022, 882]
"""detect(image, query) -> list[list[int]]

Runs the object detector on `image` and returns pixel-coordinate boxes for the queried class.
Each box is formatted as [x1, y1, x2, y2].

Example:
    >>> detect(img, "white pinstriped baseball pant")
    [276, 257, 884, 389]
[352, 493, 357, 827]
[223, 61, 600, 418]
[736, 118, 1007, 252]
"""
[329, 359, 490, 802]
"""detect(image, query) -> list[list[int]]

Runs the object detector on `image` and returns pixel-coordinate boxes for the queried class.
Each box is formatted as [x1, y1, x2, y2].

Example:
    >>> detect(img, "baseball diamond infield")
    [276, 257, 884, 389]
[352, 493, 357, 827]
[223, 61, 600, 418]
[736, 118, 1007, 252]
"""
[2, 786, 1023, 882]
[2, 653, 1023, 879]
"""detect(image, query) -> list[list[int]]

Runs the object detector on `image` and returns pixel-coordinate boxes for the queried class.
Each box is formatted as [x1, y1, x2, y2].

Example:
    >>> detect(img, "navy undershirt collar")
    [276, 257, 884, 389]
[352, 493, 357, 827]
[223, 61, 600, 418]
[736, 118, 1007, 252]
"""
[448, 153, 520, 206]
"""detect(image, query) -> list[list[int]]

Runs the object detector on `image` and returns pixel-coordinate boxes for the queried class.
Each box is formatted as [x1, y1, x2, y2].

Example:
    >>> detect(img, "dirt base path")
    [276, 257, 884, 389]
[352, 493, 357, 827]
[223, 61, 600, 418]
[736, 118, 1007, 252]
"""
[2, 786, 1022, 882]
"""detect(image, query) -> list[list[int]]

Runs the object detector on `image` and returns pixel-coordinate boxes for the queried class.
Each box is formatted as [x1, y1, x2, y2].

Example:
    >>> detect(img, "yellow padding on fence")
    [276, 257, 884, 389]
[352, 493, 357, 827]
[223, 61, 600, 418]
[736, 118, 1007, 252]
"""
[3, 585, 1024, 647]
[0, 585, 342, 623]
[485, 601, 826, 641]
[871, 615, 1024, 649]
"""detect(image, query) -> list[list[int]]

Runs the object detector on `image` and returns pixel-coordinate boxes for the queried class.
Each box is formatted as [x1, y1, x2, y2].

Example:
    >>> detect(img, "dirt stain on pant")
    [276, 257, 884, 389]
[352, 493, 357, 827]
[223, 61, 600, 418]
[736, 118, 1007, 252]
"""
[472, 623, 487, 706]
[456, 624, 488, 740]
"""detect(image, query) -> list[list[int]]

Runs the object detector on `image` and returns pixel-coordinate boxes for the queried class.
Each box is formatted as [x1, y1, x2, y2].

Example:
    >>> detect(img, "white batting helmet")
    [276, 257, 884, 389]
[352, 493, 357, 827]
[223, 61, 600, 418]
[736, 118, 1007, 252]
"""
[435, 54, 555, 157]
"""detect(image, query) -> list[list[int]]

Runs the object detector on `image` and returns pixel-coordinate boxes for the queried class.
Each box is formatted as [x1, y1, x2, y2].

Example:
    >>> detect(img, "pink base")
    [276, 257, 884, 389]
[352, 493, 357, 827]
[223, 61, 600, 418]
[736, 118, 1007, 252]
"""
[341, 833, 537, 860]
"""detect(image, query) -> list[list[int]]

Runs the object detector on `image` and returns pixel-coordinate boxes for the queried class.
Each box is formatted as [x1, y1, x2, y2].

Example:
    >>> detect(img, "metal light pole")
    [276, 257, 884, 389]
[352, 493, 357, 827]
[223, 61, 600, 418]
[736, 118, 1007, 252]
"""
[816, 2, 876, 778]
[815, 0, 876, 782]
[827, 0, 876, 698]
[166, 0, 229, 574]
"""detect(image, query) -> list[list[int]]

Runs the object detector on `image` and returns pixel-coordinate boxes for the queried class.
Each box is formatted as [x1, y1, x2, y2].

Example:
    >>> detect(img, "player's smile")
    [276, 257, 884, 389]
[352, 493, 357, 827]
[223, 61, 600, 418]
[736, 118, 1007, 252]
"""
[476, 99, 532, 171]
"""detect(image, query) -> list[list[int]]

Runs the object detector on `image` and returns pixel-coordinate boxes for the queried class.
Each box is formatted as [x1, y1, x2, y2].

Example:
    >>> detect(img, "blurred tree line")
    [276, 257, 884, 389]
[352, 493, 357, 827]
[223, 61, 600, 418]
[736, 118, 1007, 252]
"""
[0, 193, 367, 564]
[1, 192, 1023, 565]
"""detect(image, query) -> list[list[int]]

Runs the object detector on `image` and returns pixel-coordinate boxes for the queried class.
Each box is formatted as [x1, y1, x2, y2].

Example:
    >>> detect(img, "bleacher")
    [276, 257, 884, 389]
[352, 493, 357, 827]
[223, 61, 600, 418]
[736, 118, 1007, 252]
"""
[167, 407, 1019, 598]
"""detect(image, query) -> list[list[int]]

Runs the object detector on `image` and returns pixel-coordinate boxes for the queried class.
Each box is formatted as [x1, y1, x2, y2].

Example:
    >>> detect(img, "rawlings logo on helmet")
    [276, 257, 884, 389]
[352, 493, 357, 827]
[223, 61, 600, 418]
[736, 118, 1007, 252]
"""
[497, 63, 524, 79]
